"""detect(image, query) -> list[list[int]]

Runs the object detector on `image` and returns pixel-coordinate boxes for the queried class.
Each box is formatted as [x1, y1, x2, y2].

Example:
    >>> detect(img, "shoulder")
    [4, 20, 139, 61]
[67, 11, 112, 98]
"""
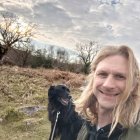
[121, 125, 140, 140]
[76, 120, 94, 140]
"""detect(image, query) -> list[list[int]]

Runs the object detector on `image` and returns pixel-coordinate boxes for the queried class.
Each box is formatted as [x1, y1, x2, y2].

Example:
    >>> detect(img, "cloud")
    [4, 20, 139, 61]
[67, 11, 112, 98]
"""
[0, 0, 140, 63]
[33, 1, 73, 29]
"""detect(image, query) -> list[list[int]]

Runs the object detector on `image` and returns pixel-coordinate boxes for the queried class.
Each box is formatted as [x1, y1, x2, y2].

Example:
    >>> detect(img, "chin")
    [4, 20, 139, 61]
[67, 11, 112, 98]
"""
[99, 103, 117, 111]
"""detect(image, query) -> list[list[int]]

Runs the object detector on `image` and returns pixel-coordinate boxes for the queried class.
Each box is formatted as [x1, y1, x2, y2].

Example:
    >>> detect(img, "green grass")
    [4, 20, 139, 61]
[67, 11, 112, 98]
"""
[0, 66, 82, 140]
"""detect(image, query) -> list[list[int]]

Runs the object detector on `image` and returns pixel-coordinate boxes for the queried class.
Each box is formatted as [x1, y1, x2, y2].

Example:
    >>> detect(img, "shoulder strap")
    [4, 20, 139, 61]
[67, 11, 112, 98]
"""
[76, 122, 89, 140]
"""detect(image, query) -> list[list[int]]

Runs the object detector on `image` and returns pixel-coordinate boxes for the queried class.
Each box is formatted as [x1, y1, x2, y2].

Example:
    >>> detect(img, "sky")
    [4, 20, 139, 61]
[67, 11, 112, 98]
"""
[0, 0, 140, 63]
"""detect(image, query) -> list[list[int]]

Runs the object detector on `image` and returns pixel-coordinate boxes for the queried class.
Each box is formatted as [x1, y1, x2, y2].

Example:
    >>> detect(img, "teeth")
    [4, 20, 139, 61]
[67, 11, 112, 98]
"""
[100, 91, 119, 96]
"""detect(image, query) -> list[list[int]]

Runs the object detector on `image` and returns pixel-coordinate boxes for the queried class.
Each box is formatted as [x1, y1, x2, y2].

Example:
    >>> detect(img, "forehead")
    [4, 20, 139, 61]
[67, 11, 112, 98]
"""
[95, 55, 128, 75]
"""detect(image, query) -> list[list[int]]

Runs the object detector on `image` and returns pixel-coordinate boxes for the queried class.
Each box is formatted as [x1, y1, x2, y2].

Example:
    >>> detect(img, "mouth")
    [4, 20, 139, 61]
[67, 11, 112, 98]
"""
[58, 98, 69, 106]
[99, 90, 119, 97]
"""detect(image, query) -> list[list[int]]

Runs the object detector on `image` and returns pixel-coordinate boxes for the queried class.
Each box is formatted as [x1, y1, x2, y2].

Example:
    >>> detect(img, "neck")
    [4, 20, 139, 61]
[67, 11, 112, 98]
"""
[97, 107, 113, 128]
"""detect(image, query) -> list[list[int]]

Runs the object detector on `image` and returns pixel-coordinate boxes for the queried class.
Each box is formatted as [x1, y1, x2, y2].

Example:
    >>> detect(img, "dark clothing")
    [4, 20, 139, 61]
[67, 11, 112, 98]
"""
[86, 122, 125, 140]
[77, 122, 126, 140]
[77, 121, 140, 140]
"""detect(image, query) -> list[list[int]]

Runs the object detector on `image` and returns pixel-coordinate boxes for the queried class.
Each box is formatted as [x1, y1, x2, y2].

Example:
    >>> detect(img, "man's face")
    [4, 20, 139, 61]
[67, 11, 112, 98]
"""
[93, 55, 128, 111]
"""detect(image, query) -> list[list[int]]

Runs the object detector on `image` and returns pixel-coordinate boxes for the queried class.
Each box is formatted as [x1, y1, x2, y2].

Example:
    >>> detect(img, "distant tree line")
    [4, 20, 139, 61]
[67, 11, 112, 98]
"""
[0, 12, 101, 74]
[29, 41, 101, 74]
[3, 41, 100, 74]
[21, 46, 84, 73]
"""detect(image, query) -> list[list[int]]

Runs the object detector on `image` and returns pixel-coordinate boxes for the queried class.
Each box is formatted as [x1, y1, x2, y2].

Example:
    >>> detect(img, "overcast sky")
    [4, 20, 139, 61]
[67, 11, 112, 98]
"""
[0, 0, 140, 63]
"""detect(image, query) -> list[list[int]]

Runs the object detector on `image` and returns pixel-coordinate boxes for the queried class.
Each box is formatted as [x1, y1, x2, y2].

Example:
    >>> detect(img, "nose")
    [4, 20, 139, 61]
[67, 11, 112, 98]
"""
[102, 75, 116, 89]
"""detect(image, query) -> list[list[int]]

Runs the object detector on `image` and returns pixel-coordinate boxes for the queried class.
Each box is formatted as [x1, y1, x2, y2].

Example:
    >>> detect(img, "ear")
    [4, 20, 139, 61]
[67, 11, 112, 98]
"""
[63, 85, 70, 92]
[48, 85, 55, 97]
[49, 85, 55, 90]
[65, 84, 70, 92]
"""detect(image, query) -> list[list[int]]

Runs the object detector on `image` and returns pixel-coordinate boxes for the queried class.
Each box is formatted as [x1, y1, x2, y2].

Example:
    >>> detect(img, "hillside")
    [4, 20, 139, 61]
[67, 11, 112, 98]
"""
[0, 65, 85, 140]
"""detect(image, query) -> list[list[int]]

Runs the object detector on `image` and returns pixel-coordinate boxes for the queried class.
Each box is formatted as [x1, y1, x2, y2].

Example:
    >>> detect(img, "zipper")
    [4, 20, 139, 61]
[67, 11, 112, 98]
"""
[95, 128, 104, 140]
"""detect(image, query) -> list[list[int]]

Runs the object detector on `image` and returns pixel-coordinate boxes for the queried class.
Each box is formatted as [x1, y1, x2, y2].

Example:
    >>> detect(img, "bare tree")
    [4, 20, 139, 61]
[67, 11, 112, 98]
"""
[56, 48, 69, 63]
[56, 48, 70, 70]
[0, 13, 35, 61]
[47, 45, 55, 59]
[75, 41, 101, 74]
[16, 40, 35, 67]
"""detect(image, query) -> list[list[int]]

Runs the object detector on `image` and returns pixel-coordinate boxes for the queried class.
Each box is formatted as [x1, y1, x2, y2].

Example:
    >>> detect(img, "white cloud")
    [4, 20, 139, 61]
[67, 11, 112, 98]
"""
[0, 0, 140, 63]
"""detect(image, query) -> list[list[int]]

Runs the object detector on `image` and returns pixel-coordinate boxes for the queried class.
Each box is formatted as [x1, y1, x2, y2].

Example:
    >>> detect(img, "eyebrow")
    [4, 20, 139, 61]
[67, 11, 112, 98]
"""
[96, 70, 127, 76]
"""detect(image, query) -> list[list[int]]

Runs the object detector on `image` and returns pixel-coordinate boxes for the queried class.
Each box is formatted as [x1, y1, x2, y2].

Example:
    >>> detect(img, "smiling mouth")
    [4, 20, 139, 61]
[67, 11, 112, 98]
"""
[58, 98, 69, 106]
[100, 90, 119, 96]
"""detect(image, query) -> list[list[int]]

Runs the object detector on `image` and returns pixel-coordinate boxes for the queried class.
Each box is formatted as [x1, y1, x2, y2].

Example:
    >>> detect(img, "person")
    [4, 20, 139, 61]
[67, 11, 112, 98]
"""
[75, 45, 140, 140]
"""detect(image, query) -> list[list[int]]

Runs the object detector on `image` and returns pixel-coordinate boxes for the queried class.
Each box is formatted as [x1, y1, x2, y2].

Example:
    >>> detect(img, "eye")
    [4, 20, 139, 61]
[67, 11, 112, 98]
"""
[114, 74, 126, 80]
[97, 72, 108, 78]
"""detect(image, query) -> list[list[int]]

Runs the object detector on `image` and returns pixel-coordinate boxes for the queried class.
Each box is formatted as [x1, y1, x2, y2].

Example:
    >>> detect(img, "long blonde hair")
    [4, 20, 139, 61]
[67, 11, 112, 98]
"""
[75, 45, 140, 135]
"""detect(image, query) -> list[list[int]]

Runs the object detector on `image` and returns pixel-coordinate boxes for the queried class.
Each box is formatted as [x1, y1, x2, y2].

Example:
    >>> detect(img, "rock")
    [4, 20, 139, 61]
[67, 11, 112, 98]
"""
[18, 105, 47, 116]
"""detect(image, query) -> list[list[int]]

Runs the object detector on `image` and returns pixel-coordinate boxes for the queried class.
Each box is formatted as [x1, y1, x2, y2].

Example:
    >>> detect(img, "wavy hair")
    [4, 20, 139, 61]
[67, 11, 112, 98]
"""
[75, 45, 140, 135]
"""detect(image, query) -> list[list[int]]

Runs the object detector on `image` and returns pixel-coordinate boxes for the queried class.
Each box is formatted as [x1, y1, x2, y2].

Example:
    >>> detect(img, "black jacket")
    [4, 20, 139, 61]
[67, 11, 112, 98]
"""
[77, 121, 126, 140]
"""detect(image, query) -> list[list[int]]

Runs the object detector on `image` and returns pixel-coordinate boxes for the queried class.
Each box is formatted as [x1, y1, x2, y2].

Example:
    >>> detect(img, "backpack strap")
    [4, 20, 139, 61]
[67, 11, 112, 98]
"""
[76, 121, 89, 140]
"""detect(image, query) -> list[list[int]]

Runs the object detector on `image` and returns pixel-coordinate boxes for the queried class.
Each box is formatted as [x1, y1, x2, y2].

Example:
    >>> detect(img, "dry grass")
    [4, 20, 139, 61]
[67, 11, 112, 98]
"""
[0, 65, 86, 140]
[2, 66, 85, 87]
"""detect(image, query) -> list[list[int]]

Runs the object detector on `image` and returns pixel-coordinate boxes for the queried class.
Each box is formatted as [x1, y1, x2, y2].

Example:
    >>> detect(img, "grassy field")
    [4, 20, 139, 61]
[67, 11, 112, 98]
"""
[0, 66, 85, 140]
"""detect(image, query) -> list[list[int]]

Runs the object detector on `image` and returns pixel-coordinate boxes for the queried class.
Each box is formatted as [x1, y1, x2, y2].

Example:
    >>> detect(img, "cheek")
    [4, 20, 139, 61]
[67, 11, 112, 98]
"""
[118, 81, 126, 92]
[92, 79, 103, 94]
[93, 78, 103, 88]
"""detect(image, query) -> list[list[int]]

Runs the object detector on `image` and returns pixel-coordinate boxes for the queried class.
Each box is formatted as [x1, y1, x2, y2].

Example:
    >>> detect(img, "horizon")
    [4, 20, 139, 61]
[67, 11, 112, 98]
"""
[0, 0, 140, 63]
